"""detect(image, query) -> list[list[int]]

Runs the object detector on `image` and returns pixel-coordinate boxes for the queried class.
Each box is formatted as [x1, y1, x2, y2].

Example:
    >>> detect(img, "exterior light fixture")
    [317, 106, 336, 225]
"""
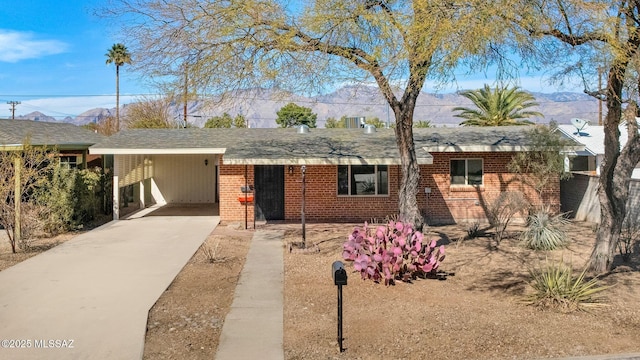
[288, 165, 294, 175]
[204, 159, 209, 166]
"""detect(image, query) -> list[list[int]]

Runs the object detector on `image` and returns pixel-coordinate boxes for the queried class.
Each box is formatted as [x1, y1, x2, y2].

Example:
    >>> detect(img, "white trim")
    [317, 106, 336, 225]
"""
[223, 156, 433, 166]
[90, 148, 227, 155]
[423, 145, 584, 152]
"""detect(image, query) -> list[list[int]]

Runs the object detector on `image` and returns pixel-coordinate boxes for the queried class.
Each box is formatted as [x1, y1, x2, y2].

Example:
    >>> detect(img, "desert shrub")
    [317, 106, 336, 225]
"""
[200, 239, 223, 263]
[520, 208, 569, 250]
[525, 260, 609, 311]
[16, 203, 49, 251]
[466, 221, 483, 239]
[488, 191, 530, 244]
[73, 168, 102, 222]
[35, 166, 105, 234]
[36, 166, 76, 234]
[342, 221, 445, 285]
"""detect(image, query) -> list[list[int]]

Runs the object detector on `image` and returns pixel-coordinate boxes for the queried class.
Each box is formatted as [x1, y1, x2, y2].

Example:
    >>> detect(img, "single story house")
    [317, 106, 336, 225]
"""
[89, 126, 581, 225]
[0, 119, 105, 168]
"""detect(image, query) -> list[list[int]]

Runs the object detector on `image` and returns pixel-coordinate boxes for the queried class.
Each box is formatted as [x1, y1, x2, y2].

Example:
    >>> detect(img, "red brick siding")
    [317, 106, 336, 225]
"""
[419, 152, 559, 224]
[219, 152, 560, 225]
[219, 164, 255, 226]
[284, 165, 401, 222]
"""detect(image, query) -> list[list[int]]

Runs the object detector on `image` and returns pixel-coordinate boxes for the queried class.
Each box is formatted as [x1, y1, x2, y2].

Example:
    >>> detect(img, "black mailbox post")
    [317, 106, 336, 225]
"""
[332, 261, 347, 352]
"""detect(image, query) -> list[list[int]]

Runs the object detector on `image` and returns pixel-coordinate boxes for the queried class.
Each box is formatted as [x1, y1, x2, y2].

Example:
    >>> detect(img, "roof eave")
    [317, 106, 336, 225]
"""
[90, 148, 227, 155]
[223, 156, 434, 166]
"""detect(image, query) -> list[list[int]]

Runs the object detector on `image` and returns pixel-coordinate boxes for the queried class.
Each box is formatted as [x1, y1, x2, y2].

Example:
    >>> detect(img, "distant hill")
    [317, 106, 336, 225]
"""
[13, 85, 600, 128]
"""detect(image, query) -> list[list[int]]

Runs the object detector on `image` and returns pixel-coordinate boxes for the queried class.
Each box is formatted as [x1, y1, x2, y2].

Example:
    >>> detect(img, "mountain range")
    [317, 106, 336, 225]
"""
[13, 85, 600, 128]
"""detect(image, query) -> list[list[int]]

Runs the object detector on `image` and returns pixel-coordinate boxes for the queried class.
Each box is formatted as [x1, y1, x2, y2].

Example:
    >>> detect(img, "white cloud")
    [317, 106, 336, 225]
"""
[0, 29, 69, 63]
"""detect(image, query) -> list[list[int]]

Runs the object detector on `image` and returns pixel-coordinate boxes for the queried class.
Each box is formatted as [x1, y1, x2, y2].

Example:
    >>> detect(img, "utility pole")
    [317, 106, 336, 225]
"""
[7, 101, 20, 119]
[183, 63, 189, 128]
[598, 67, 604, 126]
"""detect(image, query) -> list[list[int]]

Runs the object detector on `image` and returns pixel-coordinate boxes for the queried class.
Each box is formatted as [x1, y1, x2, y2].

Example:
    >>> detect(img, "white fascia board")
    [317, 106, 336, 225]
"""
[424, 145, 585, 153]
[423, 145, 531, 152]
[89, 148, 227, 155]
[222, 156, 433, 165]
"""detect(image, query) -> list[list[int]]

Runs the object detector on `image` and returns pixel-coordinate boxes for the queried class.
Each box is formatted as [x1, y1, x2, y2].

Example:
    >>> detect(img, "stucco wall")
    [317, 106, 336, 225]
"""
[152, 154, 217, 204]
[561, 172, 640, 223]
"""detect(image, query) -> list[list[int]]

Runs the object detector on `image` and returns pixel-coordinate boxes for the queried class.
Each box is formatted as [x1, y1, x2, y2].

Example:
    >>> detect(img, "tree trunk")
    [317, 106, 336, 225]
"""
[393, 104, 423, 229]
[588, 65, 640, 273]
[116, 65, 120, 131]
[13, 155, 21, 253]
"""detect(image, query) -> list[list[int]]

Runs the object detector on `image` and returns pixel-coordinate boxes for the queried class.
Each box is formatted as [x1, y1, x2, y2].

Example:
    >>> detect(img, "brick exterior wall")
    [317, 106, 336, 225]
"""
[219, 152, 560, 225]
[419, 152, 558, 224]
[219, 163, 255, 226]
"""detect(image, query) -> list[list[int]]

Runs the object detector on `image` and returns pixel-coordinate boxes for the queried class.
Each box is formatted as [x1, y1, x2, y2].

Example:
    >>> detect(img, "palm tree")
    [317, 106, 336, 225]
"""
[105, 43, 132, 131]
[454, 85, 543, 126]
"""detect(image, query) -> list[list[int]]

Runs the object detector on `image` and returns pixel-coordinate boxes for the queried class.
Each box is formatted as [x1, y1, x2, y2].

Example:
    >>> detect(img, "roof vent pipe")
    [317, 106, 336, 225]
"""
[297, 124, 310, 134]
[363, 124, 376, 134]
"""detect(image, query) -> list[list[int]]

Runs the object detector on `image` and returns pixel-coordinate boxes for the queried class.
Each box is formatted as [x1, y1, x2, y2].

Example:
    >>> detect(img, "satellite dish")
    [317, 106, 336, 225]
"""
[570, 118, 590, 136]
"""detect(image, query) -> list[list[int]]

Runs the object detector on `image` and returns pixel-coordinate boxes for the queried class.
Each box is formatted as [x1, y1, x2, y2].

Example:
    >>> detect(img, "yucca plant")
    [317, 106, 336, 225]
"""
[525, 260, 609, 312]
[520, 208, 569, 250]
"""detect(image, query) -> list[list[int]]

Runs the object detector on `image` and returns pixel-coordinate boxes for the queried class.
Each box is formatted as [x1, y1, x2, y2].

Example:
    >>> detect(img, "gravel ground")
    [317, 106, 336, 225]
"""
[4, 220, 639, 360]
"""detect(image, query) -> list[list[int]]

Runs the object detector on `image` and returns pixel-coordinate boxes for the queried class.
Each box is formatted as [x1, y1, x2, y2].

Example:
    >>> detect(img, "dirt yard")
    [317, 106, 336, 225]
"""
[2, 220, 639, 359]
[143, 220, 640, 360]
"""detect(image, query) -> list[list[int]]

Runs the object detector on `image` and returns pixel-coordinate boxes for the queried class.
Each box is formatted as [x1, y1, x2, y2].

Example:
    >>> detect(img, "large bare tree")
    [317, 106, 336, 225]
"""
[507, 0, 640, 272]
[101, 0, 505, 228]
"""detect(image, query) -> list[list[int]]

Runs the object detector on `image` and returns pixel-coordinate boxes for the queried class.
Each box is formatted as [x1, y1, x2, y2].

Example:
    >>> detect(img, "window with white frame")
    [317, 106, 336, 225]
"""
[338, 165, 389, 195]
[450, 159, 483, 185]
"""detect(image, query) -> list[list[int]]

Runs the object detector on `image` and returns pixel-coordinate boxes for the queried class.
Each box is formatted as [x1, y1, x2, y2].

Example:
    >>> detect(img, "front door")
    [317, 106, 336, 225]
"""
[254, 165, 285, 221]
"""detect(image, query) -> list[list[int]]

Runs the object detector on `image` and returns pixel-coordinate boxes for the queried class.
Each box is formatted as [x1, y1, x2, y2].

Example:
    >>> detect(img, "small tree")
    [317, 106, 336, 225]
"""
[233, 114, 247, 128]
[325, 117, 343, 128]
[204, 113, 247, 128]
[0, 141, 57, 253]
[508, 124, 571, 204]
[275, 103, 317, 128]
[124, 97, 175, 129]
[204, 113, 233, 128]
[365, 117, 386, 129]
[95, 115, 118, 136]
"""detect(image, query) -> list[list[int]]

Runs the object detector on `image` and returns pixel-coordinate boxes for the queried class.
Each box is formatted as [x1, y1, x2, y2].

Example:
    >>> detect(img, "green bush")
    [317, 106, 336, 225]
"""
[520, 208, 569, 250]
[525, 260, 609, 311]
[35, 166, 105, 234]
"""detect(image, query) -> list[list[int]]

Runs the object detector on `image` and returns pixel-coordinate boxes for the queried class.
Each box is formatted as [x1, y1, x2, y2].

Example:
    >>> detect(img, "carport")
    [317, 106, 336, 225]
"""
[89, 129, 226, 219]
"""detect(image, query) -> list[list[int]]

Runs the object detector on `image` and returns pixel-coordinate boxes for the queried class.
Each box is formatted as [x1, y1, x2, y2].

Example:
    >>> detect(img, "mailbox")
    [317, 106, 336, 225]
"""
[332, 261, 348, 286]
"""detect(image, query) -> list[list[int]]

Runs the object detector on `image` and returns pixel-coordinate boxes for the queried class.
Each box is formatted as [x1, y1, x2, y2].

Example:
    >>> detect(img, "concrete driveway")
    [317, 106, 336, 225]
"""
[0, 205, 219, 360]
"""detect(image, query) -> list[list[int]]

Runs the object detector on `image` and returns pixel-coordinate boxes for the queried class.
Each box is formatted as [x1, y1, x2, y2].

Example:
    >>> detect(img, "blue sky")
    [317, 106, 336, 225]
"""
[0, 0, 146, 119]
[0, 1, 583, 120]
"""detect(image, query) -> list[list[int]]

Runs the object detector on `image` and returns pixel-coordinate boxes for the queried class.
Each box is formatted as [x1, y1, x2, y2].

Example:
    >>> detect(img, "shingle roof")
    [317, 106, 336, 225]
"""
[0, 119, 104, 150]
[89, 126, 583, 165]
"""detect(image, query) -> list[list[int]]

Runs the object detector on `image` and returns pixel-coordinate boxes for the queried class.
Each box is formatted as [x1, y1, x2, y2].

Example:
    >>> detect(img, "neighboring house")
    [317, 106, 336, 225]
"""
[90, 126, 580, 225]
[558, 120, 640, 179]
[0, 119, 105, 168]
[558, 120, 640, 222]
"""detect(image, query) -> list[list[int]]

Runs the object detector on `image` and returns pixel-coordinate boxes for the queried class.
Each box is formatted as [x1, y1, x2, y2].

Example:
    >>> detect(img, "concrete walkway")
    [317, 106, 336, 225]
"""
[0, 209, 219, 360]
[215, 230, 285, 360]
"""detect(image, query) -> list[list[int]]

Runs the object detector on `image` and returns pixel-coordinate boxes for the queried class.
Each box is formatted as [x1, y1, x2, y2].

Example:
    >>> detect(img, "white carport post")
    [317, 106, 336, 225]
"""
[139, 156, 146, 209]
[113, 155, 120, 220]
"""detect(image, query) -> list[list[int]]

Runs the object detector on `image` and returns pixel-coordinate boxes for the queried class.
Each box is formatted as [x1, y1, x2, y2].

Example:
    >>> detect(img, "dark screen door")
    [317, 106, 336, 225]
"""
[254, 165, 285, 221]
